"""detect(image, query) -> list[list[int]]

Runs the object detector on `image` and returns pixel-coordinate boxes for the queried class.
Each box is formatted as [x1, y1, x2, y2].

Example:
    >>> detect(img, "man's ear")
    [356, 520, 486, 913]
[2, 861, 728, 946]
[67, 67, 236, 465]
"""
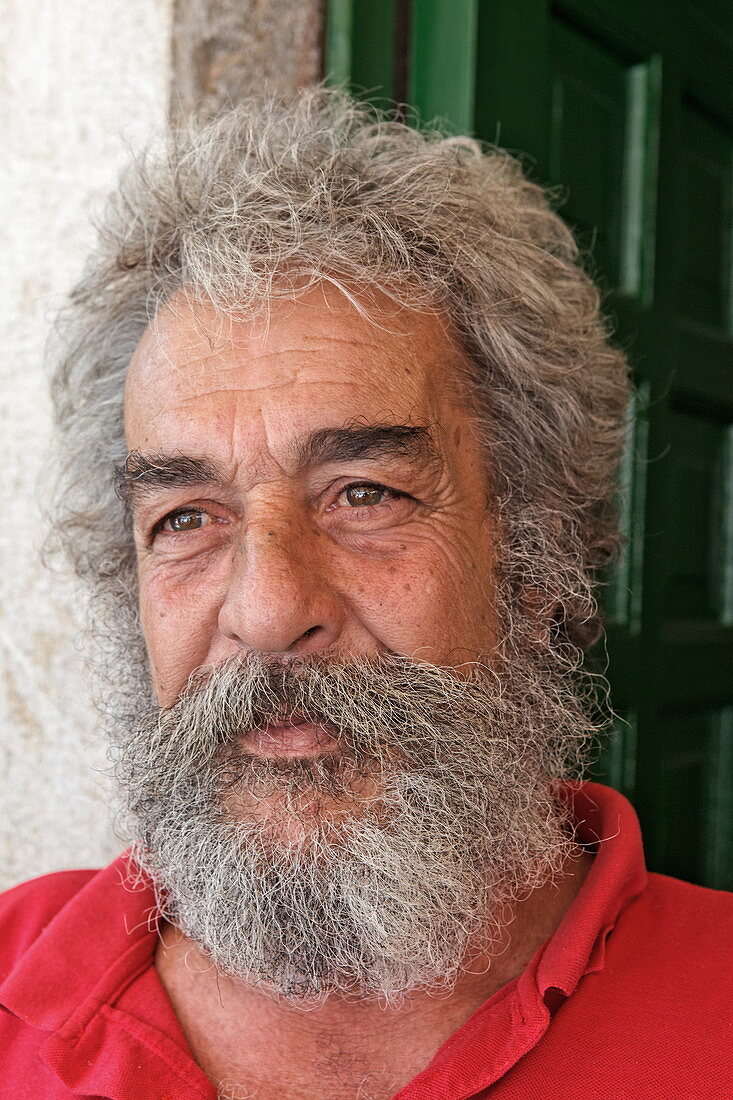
[519, 587, 556, 649]
[522, 587, 603, 652]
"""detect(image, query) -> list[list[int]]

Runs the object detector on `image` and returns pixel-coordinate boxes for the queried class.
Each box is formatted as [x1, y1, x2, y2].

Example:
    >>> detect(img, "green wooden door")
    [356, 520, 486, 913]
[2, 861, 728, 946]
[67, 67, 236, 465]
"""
[326, 0, 733, 889]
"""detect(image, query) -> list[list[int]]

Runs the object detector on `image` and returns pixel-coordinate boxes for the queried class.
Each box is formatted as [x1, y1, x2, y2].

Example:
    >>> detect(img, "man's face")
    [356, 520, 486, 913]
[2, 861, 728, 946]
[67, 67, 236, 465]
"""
[118, 285, 585, 1001]
[124, 283, 498, 710]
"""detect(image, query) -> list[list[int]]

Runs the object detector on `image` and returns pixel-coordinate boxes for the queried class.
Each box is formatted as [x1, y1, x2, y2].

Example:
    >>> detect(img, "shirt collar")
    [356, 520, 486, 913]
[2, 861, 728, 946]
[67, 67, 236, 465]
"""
[534, 780, 648, 999]
[0, 854, 159, 1038]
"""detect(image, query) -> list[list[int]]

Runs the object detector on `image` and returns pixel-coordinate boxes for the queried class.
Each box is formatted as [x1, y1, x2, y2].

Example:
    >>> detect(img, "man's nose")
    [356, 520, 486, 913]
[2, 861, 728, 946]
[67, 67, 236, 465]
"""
[217, 518, 344, 656]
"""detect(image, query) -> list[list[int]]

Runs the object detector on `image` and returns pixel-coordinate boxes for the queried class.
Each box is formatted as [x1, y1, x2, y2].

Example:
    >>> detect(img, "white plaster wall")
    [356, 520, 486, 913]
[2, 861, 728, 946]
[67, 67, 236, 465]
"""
[0, 0, 174, 890]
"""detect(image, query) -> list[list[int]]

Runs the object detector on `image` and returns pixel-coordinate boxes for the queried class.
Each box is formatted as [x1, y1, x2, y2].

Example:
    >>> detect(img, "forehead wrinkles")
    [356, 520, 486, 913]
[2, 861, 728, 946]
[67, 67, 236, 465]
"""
[129, 282, 466, 383]
[130, 332, 432, 401]
[124, 289, 478, 480]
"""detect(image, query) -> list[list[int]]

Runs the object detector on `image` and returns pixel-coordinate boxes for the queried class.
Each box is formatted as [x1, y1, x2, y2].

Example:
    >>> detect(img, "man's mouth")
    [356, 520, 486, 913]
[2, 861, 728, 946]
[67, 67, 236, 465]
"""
[245, 715, 340, 759]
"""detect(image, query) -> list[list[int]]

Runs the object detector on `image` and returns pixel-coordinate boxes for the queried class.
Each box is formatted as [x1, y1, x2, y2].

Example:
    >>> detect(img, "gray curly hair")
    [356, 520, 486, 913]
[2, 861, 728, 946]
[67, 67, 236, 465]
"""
[50, 87, 629, 683]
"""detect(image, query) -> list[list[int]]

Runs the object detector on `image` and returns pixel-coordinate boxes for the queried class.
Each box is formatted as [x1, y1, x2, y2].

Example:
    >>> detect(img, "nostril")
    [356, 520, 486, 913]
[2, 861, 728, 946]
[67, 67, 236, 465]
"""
[288, 625, 323, 652]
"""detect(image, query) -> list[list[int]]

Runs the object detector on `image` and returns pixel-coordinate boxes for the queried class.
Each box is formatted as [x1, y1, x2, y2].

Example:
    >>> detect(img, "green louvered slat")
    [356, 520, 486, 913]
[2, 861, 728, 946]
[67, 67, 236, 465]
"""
[407, 0, 478, 131]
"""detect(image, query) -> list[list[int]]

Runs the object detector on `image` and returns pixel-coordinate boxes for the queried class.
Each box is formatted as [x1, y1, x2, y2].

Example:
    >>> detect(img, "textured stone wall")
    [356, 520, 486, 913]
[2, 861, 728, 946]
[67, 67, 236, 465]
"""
[171, 0, 323, 120]
[0, 0, 174, 890]
[1, 0, 324, 891]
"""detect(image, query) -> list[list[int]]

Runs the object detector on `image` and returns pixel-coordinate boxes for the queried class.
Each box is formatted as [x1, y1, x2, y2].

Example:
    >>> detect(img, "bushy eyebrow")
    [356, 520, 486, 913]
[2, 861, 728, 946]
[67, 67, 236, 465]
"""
[295, 422, 439, 468]
[116, 422, 440, 510]
[115, 453, 224, 508]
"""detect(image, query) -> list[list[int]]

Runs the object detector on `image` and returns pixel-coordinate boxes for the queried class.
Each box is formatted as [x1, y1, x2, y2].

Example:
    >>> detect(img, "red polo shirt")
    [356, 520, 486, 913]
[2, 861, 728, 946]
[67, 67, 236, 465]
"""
[0, 783, 731, 1098]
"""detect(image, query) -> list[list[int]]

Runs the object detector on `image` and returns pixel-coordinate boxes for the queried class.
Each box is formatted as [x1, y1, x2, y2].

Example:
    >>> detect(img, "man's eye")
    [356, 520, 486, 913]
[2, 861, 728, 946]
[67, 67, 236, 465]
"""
[159, 509, 208, 534]
[341, 483, 392, 508]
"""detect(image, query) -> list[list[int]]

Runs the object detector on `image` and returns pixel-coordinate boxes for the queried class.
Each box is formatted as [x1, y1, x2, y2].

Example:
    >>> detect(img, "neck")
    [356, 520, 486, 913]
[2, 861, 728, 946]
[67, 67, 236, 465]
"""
[155, 847, 592, 1098]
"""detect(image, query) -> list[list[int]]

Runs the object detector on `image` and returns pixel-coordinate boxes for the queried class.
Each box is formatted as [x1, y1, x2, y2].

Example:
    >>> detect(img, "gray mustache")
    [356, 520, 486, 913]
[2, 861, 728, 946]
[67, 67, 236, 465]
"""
[143, 652, 504, 763]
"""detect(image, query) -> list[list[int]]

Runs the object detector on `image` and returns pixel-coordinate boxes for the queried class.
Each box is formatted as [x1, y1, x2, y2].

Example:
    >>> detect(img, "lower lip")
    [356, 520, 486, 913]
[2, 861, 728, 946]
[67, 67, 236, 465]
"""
[247, 721, 339, 759]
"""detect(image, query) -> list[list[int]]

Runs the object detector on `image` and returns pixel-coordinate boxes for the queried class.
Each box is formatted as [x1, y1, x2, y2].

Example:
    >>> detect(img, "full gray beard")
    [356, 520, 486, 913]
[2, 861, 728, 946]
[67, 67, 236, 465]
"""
[113, 652, 591, 1006]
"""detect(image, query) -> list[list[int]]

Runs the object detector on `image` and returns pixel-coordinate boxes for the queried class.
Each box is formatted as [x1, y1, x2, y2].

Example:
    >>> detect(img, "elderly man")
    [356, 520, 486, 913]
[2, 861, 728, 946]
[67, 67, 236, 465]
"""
[1, 89, 730, 1099]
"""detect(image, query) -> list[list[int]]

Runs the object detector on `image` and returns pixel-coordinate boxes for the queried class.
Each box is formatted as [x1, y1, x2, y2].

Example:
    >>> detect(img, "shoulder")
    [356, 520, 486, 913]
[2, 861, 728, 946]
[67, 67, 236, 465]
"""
[606, 871, 733, 1004]
[638, 871, 733, 944]
[515, 872, 733, 1095]
[0, 868, 98, 974]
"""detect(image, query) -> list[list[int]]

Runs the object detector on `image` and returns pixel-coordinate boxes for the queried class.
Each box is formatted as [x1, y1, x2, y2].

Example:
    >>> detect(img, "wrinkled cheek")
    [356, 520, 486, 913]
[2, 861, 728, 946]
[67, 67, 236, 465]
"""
[420, 584, 497, 664]
[358, 557, 498, 667]
[138, 570, 220, 705]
